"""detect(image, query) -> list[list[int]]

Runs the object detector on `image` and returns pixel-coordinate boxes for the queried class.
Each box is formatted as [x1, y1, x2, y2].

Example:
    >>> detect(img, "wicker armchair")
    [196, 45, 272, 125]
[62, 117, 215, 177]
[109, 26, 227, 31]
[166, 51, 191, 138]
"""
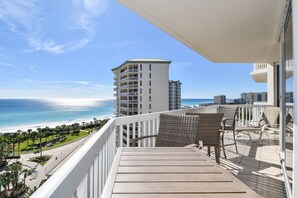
[186, 113, 224, 164]
[131, 113, 199, 147]
[217, 106, 239, 158]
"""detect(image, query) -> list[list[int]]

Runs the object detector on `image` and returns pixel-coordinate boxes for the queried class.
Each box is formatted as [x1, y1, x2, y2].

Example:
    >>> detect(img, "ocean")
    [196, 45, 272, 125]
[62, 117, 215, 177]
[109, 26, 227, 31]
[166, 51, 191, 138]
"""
[0, 98, 213, 132]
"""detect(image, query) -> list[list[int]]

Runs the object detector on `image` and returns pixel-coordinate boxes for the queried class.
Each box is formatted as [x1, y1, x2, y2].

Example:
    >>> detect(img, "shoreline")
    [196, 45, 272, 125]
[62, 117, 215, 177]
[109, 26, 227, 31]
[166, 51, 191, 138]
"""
[0, 114, 115, 133]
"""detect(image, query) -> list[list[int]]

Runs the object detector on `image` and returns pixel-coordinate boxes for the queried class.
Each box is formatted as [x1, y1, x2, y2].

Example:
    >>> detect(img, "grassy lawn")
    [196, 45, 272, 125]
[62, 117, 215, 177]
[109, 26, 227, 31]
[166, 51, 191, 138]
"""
[14, 130, 91, 155]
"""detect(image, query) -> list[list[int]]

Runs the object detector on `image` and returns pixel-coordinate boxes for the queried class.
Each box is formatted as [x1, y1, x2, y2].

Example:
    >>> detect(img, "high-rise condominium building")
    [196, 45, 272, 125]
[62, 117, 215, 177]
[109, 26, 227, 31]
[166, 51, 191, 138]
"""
[169, 80, 181, 110]
[112, 59, 170, 117]
[214, 95, 226, 104]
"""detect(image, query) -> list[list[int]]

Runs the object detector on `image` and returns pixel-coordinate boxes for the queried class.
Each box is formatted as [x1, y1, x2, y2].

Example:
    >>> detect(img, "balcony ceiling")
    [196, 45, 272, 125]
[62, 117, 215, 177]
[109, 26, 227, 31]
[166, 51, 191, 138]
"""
[117, 0, 286, 63]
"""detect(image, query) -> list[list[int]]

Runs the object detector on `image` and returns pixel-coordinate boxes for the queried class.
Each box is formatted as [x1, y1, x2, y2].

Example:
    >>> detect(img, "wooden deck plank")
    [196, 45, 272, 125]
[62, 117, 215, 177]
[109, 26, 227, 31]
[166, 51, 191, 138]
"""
[119, 160, 210, 166]
[117, 166, 219, 173]
[113, 182, 245, 193]
[112, 193, 251, 198]
[121, 155, 205, 161]
[116, 173, 231, 182]
[122, 148, 194, 152]
[121, 152, 200, 156]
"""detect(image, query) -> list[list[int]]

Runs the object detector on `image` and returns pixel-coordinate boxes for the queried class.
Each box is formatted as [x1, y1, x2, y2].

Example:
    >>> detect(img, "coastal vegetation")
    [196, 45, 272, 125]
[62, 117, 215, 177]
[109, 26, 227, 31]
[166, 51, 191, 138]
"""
[0, 118, 109, 164]
[0, 161, 29, 197]
[0, 118, 109, 197]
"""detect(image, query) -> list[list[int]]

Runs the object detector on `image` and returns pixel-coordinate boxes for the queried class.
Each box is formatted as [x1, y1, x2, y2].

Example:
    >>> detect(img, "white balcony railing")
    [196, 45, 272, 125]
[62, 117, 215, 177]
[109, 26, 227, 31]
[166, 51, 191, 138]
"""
[32, 104, 293, 198]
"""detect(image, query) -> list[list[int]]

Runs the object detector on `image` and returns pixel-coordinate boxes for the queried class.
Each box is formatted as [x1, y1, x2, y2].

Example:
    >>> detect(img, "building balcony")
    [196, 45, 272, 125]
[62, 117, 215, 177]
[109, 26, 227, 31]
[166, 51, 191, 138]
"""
[120, 69, 138, 76]
[250, 60, 293, 82]
[32, 104, 293, 198]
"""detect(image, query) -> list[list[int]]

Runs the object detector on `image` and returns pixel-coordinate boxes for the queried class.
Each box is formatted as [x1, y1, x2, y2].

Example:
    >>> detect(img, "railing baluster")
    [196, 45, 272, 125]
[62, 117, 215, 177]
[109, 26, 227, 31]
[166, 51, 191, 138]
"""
[127, 124, 130, 147]
[133, 122, 136, 139]
[152, 119, 156, 147]
[144, 120, 147, 147]
[119, 125, 123, 147]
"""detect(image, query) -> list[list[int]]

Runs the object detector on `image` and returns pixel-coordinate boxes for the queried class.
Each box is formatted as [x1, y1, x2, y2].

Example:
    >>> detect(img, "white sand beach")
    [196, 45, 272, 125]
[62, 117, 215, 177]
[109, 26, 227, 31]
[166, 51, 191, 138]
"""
[0, 115, 114, 133]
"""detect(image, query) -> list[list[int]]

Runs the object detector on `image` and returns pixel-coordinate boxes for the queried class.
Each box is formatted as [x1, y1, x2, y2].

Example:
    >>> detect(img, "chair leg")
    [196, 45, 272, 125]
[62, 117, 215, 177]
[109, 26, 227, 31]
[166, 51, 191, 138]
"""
[214, 146, 220, 164]
[221, 131, 227, 159]
[207, 146, 211, 156]
[232, 130, 238, 153]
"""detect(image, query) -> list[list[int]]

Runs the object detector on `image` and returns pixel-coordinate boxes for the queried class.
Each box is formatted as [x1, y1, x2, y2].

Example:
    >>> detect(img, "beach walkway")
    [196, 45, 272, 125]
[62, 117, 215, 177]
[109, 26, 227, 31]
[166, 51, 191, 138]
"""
[19, 131, 97, 190]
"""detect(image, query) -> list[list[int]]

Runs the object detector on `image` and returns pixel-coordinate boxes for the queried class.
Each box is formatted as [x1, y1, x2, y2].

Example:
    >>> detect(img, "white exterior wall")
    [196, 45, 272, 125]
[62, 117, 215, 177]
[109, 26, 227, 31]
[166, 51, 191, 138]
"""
[138, 63, 169, 114]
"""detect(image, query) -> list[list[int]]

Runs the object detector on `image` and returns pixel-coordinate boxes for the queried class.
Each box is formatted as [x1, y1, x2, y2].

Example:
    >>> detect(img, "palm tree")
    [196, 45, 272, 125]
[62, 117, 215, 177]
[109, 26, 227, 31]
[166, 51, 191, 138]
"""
[0, 171, 12, 193]
[30, 131, 38, 145]
[0, 142, 9, 166]
[37, 128, 43, 157]
[22, 169, 29, 186]
[9, 161, 22, 194]
[27, 129, 32, 145]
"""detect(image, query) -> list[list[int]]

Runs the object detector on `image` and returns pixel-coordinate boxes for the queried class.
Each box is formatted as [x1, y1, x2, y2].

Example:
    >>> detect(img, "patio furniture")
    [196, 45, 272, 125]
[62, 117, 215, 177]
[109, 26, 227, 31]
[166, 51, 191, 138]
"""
[185, 113, 224, 164]
[234, 107, 278, 141]
[131, 113, 199, 147]
[217, 106, 239, 158]
[102, 147, 261, 197]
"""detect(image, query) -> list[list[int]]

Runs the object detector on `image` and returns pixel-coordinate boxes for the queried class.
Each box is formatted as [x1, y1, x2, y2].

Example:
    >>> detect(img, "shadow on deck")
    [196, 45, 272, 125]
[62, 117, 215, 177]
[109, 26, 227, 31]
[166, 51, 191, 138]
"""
[204, 132, 292, 198]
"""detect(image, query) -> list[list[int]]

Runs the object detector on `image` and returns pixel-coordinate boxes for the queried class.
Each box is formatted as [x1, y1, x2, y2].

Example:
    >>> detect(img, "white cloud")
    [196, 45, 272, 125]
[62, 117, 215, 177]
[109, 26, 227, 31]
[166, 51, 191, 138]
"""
[0, 0, 108, 54]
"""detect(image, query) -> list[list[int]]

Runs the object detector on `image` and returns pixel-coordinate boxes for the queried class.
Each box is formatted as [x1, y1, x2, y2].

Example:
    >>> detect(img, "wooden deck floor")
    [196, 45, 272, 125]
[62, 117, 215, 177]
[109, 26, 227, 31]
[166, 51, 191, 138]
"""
[208, 131, 292, 198]
[102, 147, 261, 198]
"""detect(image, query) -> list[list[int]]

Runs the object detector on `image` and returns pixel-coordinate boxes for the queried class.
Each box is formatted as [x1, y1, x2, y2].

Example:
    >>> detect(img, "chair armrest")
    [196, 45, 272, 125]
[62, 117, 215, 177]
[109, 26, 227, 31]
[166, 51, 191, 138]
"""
[131, 135, 158, 147]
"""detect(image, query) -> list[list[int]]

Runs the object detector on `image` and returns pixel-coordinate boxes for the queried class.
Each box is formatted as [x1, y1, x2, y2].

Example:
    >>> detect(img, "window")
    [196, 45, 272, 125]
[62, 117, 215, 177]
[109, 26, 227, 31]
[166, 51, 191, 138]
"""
[149, 81, 151, 86]
[140, 104, 142, 109]
[149, 96, 151, 102]
[140, 88, 142, 94]
[140, 64, 142, 71]
[149, 64, 151, 71]
[140, 73, 142, 78]
[149, 88, 151, 94]
[140, 96, 142, 102]
[149, 104, 151, 109]
[140, 81, 142, 86]
[149, 73, 151, 79]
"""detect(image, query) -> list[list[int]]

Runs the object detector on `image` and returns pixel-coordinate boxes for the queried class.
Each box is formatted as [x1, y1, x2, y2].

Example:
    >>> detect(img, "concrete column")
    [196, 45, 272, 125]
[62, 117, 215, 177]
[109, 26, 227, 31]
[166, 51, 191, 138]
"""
[292, 1, 297, 197]
[266, 63, 278, 106]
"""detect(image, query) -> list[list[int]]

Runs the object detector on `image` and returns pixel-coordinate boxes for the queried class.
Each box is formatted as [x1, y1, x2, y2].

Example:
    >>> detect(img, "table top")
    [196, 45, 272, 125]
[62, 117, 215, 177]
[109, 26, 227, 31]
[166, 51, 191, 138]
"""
[102, 147, 261, 198]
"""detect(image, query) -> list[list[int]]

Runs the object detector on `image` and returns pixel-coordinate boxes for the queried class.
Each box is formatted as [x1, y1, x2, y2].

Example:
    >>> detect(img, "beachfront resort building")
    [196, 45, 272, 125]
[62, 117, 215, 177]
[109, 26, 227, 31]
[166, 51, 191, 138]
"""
[169, 80, 181, 110]
[112, 59, 170, 116]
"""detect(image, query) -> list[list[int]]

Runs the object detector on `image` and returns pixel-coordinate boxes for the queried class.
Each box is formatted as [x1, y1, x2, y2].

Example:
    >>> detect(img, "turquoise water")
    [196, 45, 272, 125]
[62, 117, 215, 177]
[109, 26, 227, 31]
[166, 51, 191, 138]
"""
[181, 99, 213, 107]
[0, 99, 114, 130]
[0, 99, 213, 131]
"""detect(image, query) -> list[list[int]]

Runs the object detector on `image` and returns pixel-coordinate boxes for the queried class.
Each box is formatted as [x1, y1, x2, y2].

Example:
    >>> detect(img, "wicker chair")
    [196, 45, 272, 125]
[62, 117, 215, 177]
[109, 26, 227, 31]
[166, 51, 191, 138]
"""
[185, 113, 224, 164]
[131, 113, 199, 147]
[217, 106, 239, 158]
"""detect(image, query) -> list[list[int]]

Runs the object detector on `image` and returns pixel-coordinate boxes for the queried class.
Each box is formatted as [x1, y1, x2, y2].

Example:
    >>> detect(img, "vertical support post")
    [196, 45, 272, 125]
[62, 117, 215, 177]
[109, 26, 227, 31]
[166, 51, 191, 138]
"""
[279, 27, 286, 155]
[292, 1, 297, 197]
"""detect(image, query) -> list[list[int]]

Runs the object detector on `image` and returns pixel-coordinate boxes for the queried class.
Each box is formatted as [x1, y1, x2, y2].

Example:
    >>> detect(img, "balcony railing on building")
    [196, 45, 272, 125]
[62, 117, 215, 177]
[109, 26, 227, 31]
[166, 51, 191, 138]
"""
[32, 104, 293, 198]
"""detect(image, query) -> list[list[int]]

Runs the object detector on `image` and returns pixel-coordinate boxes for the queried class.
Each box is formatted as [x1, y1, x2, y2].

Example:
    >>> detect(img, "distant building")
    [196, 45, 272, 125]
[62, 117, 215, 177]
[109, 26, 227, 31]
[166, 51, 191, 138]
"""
[214, 95, 226, 104]
[240, 91, 292, 104]
[169, 80, 182, 110]
[286, 92, 293, 103]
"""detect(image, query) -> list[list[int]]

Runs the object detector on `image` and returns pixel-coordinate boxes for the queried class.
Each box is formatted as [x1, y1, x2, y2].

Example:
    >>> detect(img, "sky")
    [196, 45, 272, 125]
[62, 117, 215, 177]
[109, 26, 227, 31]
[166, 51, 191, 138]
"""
[0, 0, 293, 99]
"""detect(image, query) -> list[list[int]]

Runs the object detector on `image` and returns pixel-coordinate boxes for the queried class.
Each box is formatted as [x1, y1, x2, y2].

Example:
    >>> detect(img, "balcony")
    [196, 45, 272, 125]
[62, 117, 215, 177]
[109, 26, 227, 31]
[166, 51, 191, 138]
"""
[251, 60, 293, 82]
[32, 104, 293, 198]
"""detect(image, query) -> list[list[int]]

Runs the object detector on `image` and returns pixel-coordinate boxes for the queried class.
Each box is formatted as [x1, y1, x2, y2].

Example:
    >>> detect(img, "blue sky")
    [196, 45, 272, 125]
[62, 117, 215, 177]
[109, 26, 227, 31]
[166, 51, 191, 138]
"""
[0, 0, 292, 99]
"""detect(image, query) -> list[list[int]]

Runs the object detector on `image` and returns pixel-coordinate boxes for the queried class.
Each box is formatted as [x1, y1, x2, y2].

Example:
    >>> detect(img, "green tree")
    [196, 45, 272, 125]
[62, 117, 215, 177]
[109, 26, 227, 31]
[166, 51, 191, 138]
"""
[9, 161, 22, 194]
